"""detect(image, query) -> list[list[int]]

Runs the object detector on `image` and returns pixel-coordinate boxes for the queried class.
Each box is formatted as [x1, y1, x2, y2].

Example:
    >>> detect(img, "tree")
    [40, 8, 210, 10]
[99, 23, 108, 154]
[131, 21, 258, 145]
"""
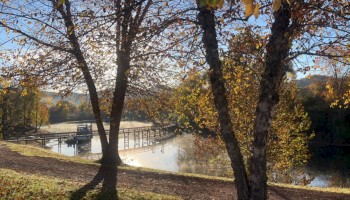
[78, 100, 94, 120]
[1, 0, 179, 197]
[49, 100, 78, 123]
[174, 32, 311, 184]
[196, 1, 250, 198]
[196, 0, 347, 199]
[0, 0, 175, 166]
[36, 102, 49, 131]
[0, 83, 47, 135]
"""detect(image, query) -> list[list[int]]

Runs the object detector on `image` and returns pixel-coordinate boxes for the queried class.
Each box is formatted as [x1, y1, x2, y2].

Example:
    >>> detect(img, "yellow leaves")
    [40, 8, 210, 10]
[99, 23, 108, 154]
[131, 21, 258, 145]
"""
[272, 0, 281, 12]
[217, 0, 224, 8]
[244, 0, 282, 15]
[330, 99, 339, 108]
[286, 72, 294, 79]
[21, 88, 28, 96]
[199, 0, 225, 10]
[57, 0, 65, 8]
[199, 0, 207, 8]
[244, 3, 254, 18]
[253, 3, 259, 18]
[233, 85, 240, 95]
[243, 0, 291, 18]
[242, 1, 259, 19]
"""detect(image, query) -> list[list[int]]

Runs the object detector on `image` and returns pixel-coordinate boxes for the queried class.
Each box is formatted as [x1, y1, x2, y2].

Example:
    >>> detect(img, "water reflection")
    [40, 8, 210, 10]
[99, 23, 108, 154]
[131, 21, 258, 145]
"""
[45, 133, 350, 188]
[45, 132, 167, 157]
[176, 135, 232, 177]
[306, 146, 350, 187]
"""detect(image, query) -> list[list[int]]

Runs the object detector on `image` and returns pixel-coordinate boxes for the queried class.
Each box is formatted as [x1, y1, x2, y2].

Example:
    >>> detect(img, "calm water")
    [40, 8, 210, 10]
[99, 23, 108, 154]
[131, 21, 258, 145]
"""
[45, 133, 350, 188]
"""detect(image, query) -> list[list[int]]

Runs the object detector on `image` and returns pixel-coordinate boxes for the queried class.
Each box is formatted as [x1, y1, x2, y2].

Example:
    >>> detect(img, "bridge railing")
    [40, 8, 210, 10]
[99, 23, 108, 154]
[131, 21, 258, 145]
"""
[3, 124, 178, 142]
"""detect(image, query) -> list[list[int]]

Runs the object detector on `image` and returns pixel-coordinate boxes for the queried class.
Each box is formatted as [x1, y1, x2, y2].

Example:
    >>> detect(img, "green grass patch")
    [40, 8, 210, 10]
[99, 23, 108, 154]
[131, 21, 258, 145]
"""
[1, 141, 231, 182]
[0, 169, 181, 200]
[269, 182, 350, 194]
[3, 141, 350, 196]
[0, 141, 96, 165]
[119, 164, 233, 182]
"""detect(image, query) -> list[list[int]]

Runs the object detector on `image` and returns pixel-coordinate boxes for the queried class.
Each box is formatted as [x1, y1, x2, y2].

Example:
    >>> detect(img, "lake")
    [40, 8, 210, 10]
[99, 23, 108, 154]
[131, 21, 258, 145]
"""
[42, 122, 350, 188]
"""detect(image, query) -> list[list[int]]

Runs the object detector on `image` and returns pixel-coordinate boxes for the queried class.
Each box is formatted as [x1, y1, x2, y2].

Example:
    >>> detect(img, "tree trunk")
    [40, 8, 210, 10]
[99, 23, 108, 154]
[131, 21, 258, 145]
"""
[197, 7, 249, 200]
[104, 51, 130, 166]
[54, 0, 117, 164]
[23, 100, 26, 129]
[248, 4, 293, 200]
[1, 94, 8, 139]
[35, 100, 38, 132]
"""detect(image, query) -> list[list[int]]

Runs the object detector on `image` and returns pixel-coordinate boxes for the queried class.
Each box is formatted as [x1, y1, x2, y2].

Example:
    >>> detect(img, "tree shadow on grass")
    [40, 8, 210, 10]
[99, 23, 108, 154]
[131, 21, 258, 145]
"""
[70, 165, 118, 200]
[268, 186, 291, 200]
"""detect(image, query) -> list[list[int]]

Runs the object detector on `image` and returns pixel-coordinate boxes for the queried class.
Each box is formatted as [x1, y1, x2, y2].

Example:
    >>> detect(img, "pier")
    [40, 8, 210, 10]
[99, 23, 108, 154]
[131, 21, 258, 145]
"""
[4, 124, 178, 149]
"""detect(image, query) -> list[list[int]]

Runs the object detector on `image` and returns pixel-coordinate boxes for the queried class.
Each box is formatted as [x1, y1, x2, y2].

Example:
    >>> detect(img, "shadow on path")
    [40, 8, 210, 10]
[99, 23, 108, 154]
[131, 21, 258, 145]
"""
[268, 186, 291, 200]
[70, 165, 118, 200]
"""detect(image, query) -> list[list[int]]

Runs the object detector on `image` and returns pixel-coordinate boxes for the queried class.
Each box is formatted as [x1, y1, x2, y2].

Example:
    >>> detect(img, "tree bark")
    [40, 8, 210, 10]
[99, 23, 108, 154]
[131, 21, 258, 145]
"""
[105, 50, 130, 166]
[1, 93, 8, 139]
[102, 0, 152, 166]
[248, 4, 293, 200]
[54, 0, 117, 163]
[197, 7, 249, 200]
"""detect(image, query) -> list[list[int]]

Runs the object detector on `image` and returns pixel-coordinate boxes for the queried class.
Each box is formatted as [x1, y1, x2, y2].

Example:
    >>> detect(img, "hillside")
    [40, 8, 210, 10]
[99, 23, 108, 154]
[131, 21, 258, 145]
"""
[1, 141, 350, 199]
[41, 91, 89, 106]
[296, 75, 328, 88]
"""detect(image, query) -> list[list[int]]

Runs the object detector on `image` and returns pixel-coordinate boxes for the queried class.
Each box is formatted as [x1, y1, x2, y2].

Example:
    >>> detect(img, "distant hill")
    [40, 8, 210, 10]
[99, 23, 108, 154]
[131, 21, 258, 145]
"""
[41, 91, 89, 106]
[297, 75, 328, 88]
[41, 76, 328, 106]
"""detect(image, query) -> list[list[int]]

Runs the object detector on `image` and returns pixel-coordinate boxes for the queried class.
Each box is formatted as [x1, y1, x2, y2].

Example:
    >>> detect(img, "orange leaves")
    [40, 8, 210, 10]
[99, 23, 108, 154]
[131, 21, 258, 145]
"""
[242, 0, 288, 19]
[244, 2, 254, 17]
[253, 3, 260, 18]
[272, 0, 282, 12]
[57, 0, 66, 8]
[199, 0, 225, 10]
[242, 0, 260, 19]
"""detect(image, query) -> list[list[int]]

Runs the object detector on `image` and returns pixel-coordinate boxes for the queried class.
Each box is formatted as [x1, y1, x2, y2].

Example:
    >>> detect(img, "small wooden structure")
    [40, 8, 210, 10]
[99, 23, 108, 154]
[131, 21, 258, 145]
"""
[75, 124, 93, 141]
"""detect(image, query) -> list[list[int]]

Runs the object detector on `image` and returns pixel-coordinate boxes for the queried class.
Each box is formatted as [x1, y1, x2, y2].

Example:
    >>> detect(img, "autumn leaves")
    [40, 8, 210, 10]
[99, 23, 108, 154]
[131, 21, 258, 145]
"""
[198, 0, 289, 19]
[243, 0, 260, 18]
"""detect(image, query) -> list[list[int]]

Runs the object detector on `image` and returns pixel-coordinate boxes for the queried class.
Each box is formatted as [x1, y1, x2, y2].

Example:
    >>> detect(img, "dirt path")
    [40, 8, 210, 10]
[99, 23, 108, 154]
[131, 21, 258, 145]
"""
[0, 144, 349, 200]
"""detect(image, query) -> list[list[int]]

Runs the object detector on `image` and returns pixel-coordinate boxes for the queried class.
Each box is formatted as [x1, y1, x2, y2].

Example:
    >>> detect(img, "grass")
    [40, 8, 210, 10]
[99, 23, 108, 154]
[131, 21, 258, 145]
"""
[1, 141, 96, 165]
[119, 164, 233, 182]
[270, 182, 350, 194]
[2, 141, 350, 197]
[2, 140, 232, 182]
[0, 169, 181, 200]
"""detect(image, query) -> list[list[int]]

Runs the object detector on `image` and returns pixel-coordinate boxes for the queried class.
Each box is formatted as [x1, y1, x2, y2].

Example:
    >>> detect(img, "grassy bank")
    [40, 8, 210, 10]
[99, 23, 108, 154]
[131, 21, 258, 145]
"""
[0, 141, 180, 199]
[2, 141, 232, 182]
[4, 141, 96, 165]
[2, 141, 350, 199]
[0, 169, 180, 200]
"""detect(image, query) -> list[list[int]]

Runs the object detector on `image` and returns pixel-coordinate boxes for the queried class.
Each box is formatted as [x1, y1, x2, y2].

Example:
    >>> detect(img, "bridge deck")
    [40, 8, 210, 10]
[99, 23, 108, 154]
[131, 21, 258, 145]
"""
[4, 124, 177, 143]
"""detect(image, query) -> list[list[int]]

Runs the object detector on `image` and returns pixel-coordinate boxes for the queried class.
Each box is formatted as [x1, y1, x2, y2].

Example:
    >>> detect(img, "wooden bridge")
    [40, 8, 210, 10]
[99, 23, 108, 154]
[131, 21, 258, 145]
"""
[3, 124, 178, 148]
[81, 136, 177, 160]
